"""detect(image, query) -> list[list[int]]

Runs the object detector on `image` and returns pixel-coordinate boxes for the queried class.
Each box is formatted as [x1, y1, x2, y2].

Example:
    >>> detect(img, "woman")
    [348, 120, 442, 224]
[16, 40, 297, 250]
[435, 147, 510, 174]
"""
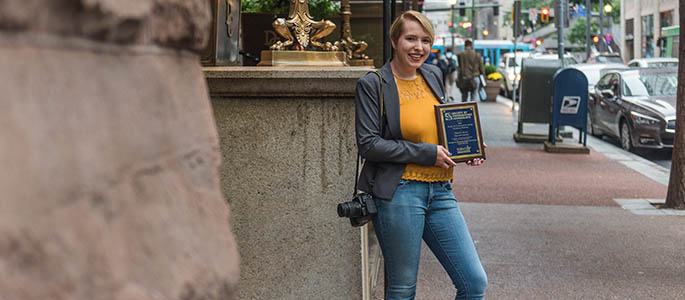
[355, 11, 488, 300]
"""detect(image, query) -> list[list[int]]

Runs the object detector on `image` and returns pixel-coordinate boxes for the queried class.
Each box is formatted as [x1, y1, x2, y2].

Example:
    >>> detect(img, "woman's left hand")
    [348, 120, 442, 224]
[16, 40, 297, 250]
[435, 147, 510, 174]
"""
[465, 143, 487, 167]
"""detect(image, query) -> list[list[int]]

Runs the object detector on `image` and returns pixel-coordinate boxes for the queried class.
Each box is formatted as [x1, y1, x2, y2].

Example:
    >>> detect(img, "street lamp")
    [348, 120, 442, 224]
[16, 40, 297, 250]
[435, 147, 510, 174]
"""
[603, 4, 613, 14]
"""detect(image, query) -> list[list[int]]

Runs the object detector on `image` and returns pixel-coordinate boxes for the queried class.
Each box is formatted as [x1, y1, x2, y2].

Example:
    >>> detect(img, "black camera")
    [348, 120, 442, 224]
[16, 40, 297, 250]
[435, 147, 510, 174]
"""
[337, 193, 378, 227]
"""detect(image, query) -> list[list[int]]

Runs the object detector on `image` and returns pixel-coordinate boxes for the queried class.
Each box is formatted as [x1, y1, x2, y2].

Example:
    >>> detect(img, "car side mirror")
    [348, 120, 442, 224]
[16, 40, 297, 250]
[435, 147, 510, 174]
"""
[600, 89, 615, 99]
[499, 62, 505, 69]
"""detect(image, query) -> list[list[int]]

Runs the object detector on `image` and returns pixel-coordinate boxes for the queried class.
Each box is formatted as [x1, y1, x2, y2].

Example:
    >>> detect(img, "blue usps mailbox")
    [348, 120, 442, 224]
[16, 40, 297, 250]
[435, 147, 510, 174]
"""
[550, 68, 588, 146]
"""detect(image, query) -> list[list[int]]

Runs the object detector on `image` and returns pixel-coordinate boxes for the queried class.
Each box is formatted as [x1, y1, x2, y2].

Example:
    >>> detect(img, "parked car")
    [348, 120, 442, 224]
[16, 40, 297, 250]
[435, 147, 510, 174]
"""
[532, 53, 579, 65]
[626, 57, 678, 68]
[585, 53, 624, 64]
[498, 52, 577, 98]
[570, 63, 628, 111]
[497, 52, 533, 98]
[589, 68, 677, 152]
[569, 63, 628, 90]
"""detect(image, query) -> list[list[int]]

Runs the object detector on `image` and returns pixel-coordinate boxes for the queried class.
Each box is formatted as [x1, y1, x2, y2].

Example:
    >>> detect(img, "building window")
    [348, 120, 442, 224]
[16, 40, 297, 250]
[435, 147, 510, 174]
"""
[660, 10, 673, 29]
[641, 14, 654, 58]
[625, 19, 634, 60]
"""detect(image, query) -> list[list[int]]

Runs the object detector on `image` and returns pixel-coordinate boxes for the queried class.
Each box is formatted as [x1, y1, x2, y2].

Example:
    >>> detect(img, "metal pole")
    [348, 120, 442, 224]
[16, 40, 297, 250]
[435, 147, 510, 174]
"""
[513, 37, 518, 111]
[586, 0, 591, 60]
[391, 0, 397, 24]
[514, 0, 523, 133]
[599, 0, 604, 52]
[557, 0, 565, 67]
[451, 5, 455, 50]
[471, 0, 477, 40]
[383, 0, 391, 62]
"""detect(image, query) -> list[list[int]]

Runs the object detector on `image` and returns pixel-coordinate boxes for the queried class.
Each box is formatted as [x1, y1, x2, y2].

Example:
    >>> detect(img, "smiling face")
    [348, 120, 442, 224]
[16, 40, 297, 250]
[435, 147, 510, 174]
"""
[391, 19, 432, 73]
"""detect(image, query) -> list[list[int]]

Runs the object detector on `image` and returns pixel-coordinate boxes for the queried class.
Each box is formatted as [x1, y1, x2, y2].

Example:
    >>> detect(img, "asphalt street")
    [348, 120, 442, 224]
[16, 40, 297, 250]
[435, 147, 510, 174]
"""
[372, 94, 684, 300]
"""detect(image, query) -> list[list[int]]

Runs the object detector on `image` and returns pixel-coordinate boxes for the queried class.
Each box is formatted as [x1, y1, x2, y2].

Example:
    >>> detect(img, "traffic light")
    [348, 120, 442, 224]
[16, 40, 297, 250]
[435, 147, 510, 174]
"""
[541, 7, 550, 23]
[493, 5, 499, 16]
[418, 1, 423, 12]
[592, 35, 600, 43]
[459, 2, 466, 16]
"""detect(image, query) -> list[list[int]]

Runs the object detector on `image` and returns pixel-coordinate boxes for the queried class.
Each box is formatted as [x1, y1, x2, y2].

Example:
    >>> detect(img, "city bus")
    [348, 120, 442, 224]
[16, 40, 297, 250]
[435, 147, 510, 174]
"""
[470, 40, 532, 66]
[432, 39, 532, 67]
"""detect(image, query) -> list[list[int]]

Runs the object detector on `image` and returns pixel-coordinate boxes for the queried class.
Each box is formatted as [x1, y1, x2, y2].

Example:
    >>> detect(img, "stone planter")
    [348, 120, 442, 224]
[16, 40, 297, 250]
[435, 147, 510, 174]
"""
[484, 80, 502, 102]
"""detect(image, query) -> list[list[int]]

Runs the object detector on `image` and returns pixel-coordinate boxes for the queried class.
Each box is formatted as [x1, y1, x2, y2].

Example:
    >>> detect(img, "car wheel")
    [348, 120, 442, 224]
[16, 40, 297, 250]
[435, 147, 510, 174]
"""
[620, 121, 634, 152]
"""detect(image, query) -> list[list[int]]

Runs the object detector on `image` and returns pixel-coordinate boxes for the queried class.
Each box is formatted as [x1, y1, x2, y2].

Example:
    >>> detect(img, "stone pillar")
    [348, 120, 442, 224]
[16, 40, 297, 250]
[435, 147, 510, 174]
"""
[205, 67, 375, 300]
[0, 1, 239, 299]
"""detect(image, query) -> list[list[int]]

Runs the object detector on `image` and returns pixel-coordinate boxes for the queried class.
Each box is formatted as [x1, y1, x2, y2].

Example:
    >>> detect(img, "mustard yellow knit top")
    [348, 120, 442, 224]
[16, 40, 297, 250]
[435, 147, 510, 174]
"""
[395, 74, 453, 182]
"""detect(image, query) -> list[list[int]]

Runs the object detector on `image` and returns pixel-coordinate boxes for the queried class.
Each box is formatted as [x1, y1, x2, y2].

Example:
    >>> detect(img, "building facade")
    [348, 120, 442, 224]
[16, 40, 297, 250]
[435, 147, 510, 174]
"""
[621, 0, 679, 60]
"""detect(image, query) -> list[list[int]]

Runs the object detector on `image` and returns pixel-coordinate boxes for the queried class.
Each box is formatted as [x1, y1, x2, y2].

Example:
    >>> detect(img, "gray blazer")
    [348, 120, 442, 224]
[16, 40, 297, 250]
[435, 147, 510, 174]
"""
[355, 61, 447, 200]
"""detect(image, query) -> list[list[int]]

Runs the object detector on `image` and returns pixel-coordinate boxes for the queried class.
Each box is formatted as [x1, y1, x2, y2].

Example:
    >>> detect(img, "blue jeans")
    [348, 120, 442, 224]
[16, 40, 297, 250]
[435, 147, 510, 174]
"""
[374, 179, 487, 300]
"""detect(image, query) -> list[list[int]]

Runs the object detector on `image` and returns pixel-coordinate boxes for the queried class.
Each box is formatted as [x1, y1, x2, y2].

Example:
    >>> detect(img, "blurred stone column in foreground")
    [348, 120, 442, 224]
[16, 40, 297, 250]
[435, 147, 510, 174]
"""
[0, 1, 239, 299]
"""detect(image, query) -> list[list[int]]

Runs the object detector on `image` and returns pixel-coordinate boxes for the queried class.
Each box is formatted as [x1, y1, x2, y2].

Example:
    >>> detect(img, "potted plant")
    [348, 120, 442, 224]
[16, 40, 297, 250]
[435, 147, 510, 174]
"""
[483, 64, 502, 102]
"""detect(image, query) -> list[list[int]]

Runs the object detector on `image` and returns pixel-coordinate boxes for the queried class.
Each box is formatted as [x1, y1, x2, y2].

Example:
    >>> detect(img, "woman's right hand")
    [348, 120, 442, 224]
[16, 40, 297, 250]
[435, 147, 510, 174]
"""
[434, 145, 457, 169]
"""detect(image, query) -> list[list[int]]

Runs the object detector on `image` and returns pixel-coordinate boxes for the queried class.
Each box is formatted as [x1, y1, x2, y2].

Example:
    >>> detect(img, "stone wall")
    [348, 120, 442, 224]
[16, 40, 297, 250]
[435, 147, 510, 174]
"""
[0, 1, 239, 299]
[206, 67, 373, 300]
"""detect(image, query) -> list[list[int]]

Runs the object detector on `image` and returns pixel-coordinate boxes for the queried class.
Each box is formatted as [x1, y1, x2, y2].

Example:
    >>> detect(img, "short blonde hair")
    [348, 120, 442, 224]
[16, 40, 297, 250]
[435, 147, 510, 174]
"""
[389, 10, 435, 45]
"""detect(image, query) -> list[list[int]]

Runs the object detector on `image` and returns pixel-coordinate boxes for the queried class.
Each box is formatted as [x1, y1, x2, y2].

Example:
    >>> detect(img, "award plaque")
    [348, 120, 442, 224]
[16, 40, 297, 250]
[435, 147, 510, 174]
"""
[435, 102, 486, 163]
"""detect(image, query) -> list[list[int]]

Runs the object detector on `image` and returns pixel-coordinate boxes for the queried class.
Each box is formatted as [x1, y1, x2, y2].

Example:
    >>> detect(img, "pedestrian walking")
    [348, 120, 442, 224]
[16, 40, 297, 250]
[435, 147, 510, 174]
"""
[444, 49, 458, 101]
[456, 39, 485, 102]
[355, 10, 488, 300]
[431, 51, 451, 98]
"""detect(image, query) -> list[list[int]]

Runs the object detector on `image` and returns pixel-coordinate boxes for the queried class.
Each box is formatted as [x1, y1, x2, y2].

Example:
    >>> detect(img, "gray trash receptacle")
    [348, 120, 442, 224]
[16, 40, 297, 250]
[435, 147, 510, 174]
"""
[519, 58, 562, 124]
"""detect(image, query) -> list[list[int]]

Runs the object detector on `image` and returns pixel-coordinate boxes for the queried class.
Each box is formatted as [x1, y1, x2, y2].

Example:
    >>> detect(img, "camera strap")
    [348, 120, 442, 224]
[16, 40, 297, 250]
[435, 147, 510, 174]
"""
[354, 71, 385, 196]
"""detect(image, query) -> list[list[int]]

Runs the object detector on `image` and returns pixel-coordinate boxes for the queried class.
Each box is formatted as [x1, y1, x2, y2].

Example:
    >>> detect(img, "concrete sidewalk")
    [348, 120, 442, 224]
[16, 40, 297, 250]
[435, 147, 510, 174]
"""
[373, 96, 685, 300]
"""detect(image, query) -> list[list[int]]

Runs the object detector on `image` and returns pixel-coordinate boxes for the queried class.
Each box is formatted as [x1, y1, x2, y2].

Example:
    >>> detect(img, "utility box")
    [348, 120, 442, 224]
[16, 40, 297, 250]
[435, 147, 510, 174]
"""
[519, 58, 562, 124]
[514, 58, 562, 143]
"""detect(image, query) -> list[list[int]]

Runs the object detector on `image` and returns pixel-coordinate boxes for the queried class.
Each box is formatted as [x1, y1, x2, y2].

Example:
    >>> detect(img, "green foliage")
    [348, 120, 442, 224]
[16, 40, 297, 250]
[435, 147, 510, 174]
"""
[484, 64, 497, 76]
[568, 17, 599, 48]
[241, 0, 340, 20]
[521, 0, 553, 10]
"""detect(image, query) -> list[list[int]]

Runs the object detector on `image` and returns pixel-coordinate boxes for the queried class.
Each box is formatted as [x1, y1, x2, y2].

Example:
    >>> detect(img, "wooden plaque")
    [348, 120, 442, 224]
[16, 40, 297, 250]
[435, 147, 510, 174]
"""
[435, 102, 486, 163]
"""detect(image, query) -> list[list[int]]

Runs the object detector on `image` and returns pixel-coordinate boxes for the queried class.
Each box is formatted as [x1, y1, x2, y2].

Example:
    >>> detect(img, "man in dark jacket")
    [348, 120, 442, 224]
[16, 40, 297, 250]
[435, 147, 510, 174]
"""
[456, 39, 485, 102]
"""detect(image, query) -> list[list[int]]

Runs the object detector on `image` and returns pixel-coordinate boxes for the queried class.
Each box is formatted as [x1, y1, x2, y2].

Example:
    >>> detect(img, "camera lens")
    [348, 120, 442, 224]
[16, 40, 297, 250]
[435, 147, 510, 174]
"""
[338, 202, 362, 218]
